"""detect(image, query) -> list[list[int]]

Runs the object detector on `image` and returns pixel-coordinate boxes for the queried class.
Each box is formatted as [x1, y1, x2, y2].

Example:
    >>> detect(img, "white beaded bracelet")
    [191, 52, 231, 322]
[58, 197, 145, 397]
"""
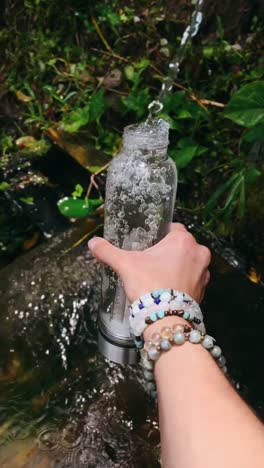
[129, 289, 205, 340]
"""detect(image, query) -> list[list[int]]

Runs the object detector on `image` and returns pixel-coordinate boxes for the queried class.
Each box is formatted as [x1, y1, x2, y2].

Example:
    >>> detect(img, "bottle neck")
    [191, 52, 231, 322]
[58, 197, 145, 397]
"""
[122, 143, 168, 161]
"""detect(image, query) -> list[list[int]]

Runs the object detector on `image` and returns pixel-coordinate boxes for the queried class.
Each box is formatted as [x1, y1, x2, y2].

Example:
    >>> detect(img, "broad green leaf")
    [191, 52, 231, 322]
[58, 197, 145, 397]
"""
[244, 167, 261, 184]
[170, 141, 207, 169]
[57, 197, 103, 218]
[124, 65, 135, 81]
[223, 174, 243, 211]
[224, 81, 264, 128]
[243, 124, 264, 142]
[176, 110, 193, 119]
[237, 177, 245, 219]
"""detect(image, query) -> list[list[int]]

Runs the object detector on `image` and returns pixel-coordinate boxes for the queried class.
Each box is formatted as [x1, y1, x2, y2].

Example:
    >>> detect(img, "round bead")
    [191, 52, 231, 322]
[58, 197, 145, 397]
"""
[222, 366, 228, 374]
[211, 345, 222, 358]
[173, 331, 185, 345]
[150, 390, 158, 400]
[150, 313, 157, 322]
[160, 339, 172, 351]
[148, 347, 161, 361]
[202, 336, 214, 349]
[189, 330, 201, 343]
[160, 291, 171, 302]
[157, 310, 165, 319]
[183, 312, 190, 320]
[144, 296, 154, 307]
[135, 340, 143, 349]
[159, 301, 170, 311]
[152, 290, 160, 298]
[144, 340, 153, 351]
[151, 333, 161, 345]
[218, 355, 226, 368]
[188, 313, 194, 321]
[161, 327, 173, 340]
[132, 305, 141, 314]
[172, 323, 185, 333]
[143, 370, 154, 381]
[146, 381, 156, 392]
[142, 359, 153, 371]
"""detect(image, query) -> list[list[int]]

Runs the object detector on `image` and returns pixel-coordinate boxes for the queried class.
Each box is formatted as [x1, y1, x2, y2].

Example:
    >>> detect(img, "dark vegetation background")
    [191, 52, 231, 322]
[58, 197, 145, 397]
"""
[0, 0, 264, 269]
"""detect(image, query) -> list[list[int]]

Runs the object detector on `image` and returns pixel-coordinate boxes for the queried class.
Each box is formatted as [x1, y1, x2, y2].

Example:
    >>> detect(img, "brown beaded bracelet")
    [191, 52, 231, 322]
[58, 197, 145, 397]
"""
[145, 309, 201, 326]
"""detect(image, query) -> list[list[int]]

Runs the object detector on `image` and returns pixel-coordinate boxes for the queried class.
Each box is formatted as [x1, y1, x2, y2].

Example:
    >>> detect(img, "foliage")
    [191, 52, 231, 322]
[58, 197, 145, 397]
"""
[0, 0, 264, 260]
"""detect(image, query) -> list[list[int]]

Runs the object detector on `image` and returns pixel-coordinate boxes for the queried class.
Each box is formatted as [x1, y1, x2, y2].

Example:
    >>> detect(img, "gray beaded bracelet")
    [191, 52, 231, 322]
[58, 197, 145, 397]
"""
[141, 323, 227, 400]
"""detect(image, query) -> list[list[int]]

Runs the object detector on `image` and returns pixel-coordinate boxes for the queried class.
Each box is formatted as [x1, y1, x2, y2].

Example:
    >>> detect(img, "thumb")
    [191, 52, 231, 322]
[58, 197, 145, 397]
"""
[88, 237, 126, 273]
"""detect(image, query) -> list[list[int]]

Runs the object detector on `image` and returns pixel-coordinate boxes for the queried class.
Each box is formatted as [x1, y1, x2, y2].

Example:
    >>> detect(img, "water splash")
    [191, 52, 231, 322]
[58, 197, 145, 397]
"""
[148, 0, 204, 118]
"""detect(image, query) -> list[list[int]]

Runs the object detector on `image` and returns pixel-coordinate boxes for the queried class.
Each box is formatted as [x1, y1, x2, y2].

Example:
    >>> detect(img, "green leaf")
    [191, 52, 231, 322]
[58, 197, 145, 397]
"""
[124, 65, 135, 81]
[71, 184, 84, 198]
[224, 81, 264, 128]
[237, 177, 245, 219]
[89, 89, 105, 123]
[244, 167, 261, 184]
[63, 105, 90, 133]
[57, 197, 103, 218]
[0, 182, 10, 190]
[243, 124, 264, 142]
[87, 165, 104, 173]
[176, 110, 193, 120]
[20, 197, 34, 205]
[170, 139, 207, 169]
[204, 173, 240, 214]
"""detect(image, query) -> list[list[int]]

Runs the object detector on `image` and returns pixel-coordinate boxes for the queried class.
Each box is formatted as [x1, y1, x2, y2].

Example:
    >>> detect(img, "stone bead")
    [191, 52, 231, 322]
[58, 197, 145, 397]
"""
[222, 366, 228, 374]
[183, 312, 190, 320]
[142, 359, 153, 371]
[160, 339, 172, 351]
[189, 330, 201, 343]
[211, 345, 222, 358]
[150, 313, 157, 322]
[169, 299, 179, 310]
[146, 381, 156, 392]
[150, 390, 158, 400]
[144, 296, 154, 307]
[218, 355, 226, 368]
[172, 324, 185, 333]
[202, 336, 214, 349]
[151, 333, 161, 345]
[152, 290, 160, 298]
[173, 331, 185, 345]
[157, 310, 165, 319]
[144, 340, 153, 351]
[143, 370, 154, 381]
[161, 327, 173, 340]
[159, 301, 170, 311]
[148, 347, 161, 361]
[132, 305, 141, 314]
[160, 291, 171, 302]
[188, 313, 194, 321]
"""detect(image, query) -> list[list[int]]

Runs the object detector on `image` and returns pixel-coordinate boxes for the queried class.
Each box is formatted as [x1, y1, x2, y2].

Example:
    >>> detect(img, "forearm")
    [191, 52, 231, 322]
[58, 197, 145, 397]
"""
[144, 317, 264, 468]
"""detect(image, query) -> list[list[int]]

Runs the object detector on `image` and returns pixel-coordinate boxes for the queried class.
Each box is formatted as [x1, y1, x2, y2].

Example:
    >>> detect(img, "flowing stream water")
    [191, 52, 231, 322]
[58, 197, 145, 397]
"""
[2, 2, 264, 467]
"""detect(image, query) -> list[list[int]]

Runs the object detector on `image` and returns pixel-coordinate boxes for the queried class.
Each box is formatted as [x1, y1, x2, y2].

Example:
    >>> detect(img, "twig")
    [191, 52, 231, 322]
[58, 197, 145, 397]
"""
[91, 47, 129, 63]
[91, 18, 128, 63]
[199, 99, 225, 108]
[85, 162, 111, 200]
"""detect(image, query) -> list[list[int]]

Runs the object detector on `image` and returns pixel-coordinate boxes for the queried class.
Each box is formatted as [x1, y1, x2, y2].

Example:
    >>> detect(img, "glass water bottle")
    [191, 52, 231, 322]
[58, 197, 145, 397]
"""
[98, 119, 177, 364]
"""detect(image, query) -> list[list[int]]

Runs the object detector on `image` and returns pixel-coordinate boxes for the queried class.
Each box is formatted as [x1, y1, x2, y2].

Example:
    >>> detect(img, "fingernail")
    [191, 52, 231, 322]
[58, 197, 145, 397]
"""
[88, 237, 101, 250]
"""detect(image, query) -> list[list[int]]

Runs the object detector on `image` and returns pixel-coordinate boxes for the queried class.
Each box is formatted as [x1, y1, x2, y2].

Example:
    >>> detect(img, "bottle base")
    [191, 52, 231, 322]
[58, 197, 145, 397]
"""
[98, 328, 139, 365]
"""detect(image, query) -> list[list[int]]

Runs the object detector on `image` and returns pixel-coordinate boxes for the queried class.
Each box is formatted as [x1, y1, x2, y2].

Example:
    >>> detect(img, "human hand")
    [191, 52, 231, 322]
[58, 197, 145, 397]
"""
[88, 223, 211, 304]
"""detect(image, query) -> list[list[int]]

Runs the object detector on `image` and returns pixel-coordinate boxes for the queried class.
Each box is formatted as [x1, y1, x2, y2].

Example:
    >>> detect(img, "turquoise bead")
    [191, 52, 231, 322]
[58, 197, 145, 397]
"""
[158, 288, 164, 295]
[189, 330, 201, 343]
[160, 339, 172, 351]
[173, 332, 185, 345]
[150, 313, 157, 322]
[157, 310, 165, 319]
[183, 312, 189, 320]
[188, 313, 194, 321]
[152, 290, 160, 298]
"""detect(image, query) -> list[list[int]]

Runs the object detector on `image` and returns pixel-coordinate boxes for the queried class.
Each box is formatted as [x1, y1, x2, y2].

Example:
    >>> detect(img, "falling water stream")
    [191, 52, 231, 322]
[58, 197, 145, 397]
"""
[1, 2, 264, 467]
